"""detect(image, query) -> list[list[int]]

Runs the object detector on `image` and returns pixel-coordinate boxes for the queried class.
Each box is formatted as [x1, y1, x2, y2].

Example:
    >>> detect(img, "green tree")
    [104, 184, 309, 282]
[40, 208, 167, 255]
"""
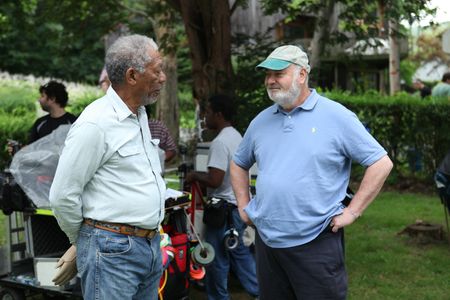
[264, 0, 434, 93]
[0, 0, 125, 83]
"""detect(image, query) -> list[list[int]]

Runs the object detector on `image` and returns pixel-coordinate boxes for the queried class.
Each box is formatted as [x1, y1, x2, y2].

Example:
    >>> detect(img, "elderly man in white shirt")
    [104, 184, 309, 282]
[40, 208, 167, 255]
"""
[49, 34, 167, 300]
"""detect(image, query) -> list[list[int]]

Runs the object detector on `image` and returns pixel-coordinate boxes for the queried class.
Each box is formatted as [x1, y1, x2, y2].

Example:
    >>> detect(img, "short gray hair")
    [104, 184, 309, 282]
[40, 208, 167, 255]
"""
[105, 34, 158, 85]
[292, 64, 309, 85]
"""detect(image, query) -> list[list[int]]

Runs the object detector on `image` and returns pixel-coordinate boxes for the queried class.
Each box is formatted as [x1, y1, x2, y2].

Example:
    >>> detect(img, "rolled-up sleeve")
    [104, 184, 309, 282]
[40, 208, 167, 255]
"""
[49, 122, 105, 244]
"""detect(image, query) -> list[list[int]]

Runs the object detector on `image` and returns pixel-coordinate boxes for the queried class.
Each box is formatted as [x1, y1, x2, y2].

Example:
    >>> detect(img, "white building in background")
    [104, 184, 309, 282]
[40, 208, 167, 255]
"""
[413, 26, 450, 82]
[414, 60, 449, 82]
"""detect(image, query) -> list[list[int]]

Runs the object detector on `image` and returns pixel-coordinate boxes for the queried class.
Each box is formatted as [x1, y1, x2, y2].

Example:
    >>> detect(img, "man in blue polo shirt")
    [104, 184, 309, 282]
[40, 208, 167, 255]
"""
[230, 45, 393, 300]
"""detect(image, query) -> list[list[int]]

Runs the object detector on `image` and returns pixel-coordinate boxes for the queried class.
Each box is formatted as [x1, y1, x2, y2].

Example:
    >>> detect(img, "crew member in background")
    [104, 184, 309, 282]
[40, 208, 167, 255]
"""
[432, 72, 450, 99]
[29, 81, 77, 143]
[146, 105, 177, 164]
[7, 81, 77, 155]
[185, 94, 259, 300]
[98, 67, 111, 93]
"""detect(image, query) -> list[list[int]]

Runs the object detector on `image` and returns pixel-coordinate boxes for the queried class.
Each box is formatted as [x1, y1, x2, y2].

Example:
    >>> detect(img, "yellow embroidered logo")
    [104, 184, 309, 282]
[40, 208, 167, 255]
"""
[311, 127, 316, 133]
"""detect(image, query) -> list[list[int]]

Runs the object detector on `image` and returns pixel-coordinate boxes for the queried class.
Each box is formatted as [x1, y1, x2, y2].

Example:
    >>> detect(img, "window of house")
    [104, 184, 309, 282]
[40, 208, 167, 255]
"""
[276, 16, 316, 40]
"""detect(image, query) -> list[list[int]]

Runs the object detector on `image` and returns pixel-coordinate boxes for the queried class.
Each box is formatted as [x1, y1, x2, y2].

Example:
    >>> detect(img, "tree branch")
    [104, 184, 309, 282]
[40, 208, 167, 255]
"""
[165, 0, 181, 12]
[117, 2, 155, 25]
[230, 0, 239, 16]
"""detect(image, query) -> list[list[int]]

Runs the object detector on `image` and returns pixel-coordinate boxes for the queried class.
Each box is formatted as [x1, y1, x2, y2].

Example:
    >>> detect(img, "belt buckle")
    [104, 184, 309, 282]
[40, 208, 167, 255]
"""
[122, 225, 135, 235]
[146, 229, 155, 239]
[133, 226, 141, 236]
[105, 223, 120, 232]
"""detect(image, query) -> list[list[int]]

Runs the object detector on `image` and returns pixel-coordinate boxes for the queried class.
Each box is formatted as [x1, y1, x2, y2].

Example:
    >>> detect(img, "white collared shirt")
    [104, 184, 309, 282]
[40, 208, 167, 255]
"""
[50, 87, 165, 244]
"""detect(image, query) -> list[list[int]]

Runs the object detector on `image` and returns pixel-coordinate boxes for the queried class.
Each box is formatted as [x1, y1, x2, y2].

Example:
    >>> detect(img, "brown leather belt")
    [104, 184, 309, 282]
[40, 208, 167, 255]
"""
[84, 219, 157, 239]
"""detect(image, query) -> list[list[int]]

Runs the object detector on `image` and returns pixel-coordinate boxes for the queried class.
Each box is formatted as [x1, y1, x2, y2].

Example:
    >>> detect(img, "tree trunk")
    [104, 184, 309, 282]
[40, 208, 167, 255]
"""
[310, 0, 335, 82]
[175, 0, 233, 106]
[156, 51, 180, 144]
[389, 19, 401, 95]
[153, 21, 180, 144]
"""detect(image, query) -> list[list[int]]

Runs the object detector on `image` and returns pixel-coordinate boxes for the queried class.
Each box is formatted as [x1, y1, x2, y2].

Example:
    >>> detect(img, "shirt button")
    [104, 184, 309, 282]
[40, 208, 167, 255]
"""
[288, 116, 291, 119]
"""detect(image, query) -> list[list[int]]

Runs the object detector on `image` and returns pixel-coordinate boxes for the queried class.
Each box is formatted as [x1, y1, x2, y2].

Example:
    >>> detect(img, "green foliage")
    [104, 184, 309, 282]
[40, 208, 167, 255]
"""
[0, 80, 37, 166]
[261, 0, 434, 45]
[0, 82, 37, 114]
[178, 86, 195, 129]
[0, 0, 126, 84]
[232, 32, 279, 133]
[399, 60, 419, 87]
[65, 86, 103, 116]
[0, 0, 187, 84]
[324, 90, 450, 179]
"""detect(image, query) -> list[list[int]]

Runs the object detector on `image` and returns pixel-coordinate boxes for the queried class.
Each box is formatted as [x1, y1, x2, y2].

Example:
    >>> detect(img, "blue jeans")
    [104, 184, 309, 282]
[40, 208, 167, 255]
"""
[76, 224, 162, 300]
[205, 207, 259, 300]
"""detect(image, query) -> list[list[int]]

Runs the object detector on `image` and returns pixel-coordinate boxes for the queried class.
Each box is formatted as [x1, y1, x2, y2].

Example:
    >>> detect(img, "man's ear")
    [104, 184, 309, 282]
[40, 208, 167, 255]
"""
[125, 68, 138, 85]
[299, 68, 308, 85]
[216, 111, 225, 121]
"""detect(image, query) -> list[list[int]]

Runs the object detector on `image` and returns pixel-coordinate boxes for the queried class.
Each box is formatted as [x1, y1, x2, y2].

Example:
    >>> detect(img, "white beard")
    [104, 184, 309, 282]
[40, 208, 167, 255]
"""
[267, 80, 301, 109]
[141, 94, 158, 106]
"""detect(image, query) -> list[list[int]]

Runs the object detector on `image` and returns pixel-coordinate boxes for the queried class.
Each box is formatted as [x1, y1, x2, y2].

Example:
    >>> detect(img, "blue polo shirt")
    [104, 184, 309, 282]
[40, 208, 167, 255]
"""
[233, 89, 386, 248]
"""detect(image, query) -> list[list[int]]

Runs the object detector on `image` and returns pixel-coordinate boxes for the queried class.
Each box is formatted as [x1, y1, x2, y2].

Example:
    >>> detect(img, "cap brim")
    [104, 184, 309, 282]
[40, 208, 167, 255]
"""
[256, 58, 291, 70]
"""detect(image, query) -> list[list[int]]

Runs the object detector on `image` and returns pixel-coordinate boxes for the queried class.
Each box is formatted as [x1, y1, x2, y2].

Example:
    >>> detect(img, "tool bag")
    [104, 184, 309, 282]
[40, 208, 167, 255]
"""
[162, 231, 190, 300]
[203, 197, 227, 228]
[0, 171, 33, 215]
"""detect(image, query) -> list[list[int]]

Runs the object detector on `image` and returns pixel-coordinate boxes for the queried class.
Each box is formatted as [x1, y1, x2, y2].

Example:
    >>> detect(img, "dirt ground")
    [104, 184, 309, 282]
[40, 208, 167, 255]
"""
[188, 274, 255, 300]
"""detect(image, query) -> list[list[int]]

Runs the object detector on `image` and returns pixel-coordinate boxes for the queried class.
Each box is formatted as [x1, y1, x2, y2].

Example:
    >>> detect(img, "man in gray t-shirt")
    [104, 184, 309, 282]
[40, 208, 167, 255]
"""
[205, 124, 241, 205]
[186, 95, 258, 300]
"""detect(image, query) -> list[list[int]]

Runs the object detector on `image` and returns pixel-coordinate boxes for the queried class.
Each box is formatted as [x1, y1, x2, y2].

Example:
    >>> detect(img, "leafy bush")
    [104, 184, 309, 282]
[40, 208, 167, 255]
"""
[65, 87, 102, 116]
[323, 90, 450, 180]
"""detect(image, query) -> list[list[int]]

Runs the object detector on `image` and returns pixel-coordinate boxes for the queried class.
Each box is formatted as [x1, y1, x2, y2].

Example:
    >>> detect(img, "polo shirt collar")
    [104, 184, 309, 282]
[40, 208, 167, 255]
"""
[272, 88, 319, 114]
[107, 86, 135, 122]
[300, 89, 319, 111]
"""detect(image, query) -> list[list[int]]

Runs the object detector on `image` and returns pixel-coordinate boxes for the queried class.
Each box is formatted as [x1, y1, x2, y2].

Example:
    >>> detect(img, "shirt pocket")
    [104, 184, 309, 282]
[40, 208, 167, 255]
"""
[109, 144, 144, 172]
[118, 145, 141, 157]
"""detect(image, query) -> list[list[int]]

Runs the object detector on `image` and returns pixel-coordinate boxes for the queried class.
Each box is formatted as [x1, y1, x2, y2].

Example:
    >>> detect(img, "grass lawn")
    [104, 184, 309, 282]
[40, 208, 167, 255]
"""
[346, 191, 449, 300]
[0, 191, 448, 299]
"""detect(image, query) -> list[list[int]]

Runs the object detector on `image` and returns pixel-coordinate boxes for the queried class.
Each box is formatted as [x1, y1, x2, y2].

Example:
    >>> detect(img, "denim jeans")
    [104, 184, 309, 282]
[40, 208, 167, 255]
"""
[76, 224, 162, 300]
[205, 207, 259, 300]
